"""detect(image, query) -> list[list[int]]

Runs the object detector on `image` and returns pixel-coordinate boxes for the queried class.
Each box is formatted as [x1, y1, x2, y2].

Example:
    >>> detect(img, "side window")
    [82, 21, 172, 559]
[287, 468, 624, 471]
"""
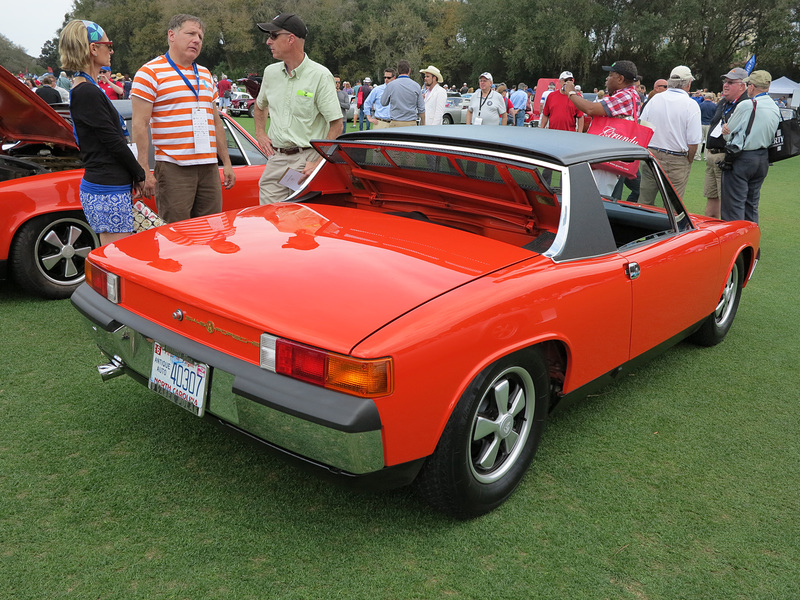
[593, 158, 680, 250]
[222, 121, 268, 166]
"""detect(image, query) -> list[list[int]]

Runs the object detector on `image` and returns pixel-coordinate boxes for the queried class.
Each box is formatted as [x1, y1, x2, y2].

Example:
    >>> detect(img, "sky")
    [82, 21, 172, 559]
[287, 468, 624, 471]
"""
[1, 0, 75, 56]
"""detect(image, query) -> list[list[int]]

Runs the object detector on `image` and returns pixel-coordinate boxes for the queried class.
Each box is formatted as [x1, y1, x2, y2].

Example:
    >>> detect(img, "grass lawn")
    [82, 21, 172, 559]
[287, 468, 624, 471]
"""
[1, 151, 799, 599]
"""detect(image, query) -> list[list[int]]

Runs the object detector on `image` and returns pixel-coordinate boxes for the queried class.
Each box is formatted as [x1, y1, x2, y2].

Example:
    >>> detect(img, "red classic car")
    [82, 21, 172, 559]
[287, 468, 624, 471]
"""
[72, 126, 760, 518]
[0, 66, 266, 298]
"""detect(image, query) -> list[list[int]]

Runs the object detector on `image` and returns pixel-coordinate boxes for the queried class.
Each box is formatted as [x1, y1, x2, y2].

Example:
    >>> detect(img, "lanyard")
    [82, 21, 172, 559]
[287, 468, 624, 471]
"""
[478, 91, 491, 115]
[71, 71, 129, 144]
[165, 52, 200, 102]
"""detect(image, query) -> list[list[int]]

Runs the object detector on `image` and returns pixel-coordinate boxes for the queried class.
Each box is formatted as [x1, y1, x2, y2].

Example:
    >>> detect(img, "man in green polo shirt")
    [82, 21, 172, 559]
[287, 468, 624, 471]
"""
[254, 13, 343, 204]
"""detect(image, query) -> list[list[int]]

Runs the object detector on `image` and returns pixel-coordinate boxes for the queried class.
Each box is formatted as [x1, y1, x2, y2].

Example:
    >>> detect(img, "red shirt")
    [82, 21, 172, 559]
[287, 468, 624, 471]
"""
[98, 81, 119, 100]
[543, 91, 583, 131]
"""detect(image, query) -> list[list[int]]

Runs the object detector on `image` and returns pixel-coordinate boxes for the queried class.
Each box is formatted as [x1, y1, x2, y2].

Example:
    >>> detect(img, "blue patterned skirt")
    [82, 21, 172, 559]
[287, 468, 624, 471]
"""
[79, 179, 134, 233]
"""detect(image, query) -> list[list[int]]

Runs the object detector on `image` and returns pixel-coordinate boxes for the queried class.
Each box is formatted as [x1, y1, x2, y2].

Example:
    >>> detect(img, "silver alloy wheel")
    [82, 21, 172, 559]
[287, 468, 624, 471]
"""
[714, 261, 739, 327]
[468, 366, 535, 484]
[34, 216, 98, 285]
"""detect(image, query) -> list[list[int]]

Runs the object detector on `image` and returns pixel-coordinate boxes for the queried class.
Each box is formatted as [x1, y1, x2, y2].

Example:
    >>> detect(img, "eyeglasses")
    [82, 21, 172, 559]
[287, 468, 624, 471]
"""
[723, 79, 743, 85]
[384, 76, 392, 79]
[267, 31, 291, 41]
[93, 41, 113, 48]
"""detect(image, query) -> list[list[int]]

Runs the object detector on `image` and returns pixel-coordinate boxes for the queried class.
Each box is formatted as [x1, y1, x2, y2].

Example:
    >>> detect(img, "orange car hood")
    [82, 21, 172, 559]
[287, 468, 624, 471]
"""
[0, 66, 77, 148]
[98, 203, 537, 353]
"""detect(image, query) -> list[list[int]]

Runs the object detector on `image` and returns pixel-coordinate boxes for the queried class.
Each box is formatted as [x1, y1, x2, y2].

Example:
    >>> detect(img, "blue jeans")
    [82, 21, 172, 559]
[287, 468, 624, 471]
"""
[720, 148, 769, 223]
[514, 110, 526, 127]
[358, 108, 371, 131]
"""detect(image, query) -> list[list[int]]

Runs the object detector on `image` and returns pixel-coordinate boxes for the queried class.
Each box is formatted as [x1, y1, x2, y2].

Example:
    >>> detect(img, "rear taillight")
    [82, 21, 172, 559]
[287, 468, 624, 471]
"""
[260, 334, 392, 398]
[85, 261, 120, 303]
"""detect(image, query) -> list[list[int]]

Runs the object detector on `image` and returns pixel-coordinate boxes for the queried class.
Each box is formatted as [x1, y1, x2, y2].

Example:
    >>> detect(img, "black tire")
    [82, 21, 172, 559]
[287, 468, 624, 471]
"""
[11, 212, 100, 299]
[248, 104, 255, 118]
[416, 348, 549, 519]
[690, 254, 745, 347]
[442, 114, 453, 125]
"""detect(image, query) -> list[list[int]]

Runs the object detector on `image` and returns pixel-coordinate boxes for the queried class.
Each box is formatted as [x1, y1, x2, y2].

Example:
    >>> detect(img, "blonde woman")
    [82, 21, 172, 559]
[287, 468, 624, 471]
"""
[59, 20, 145, 245]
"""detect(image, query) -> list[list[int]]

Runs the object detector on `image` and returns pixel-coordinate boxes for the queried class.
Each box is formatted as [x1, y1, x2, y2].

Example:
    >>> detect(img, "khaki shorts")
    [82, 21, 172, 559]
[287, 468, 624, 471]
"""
[704, 151, 726, 199]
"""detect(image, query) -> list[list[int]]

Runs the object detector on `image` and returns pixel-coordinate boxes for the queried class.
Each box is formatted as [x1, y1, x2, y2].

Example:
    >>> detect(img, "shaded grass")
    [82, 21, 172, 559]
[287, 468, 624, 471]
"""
[1, 157, 799, 599]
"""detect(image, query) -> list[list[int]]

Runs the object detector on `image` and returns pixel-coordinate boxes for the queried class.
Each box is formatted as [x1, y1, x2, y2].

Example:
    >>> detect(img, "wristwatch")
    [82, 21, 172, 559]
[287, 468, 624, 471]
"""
[568, 91, 578, 97]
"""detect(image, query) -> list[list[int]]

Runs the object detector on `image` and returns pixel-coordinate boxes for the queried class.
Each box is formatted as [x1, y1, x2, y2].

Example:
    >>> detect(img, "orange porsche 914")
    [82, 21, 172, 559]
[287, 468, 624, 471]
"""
[72, 126, 760, 518]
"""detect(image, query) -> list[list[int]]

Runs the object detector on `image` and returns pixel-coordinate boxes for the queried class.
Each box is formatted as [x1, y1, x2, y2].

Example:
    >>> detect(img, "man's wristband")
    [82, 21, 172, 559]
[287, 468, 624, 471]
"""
[568, 91, 578, 97]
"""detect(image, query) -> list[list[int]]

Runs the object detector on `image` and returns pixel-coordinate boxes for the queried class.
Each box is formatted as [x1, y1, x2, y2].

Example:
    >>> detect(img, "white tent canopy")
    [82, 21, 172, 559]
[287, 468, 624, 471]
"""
[770, 76, 799, 95]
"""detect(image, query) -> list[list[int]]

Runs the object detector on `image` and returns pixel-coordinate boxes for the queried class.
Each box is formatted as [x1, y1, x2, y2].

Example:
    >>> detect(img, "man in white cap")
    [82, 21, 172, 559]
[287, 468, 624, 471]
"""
[252, 13, 342, 204]
[540, 71, 584, 132]
[420, 65, 446, 126]
[466, 72, 506, 126]
[638, 65, 702, 203]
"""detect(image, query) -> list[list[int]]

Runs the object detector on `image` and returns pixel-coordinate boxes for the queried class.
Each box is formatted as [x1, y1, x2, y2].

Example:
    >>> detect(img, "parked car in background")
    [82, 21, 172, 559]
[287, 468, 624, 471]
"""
[442, 96, 469, 124]
[0, 66, 267, 299]
[230, 95, 255, 118]
[73, 125, 759, 518]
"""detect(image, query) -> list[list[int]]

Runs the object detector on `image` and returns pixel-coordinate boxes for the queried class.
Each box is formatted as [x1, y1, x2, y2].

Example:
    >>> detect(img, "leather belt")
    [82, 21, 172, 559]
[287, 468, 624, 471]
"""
[274, 147, 310, 155]
[649, 146, 688, 157]
[377, 118, 391, 122]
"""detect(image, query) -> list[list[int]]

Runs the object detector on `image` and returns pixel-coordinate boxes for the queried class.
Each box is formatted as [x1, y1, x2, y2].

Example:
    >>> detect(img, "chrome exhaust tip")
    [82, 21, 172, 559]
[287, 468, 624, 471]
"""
[98, 356, 125, 381]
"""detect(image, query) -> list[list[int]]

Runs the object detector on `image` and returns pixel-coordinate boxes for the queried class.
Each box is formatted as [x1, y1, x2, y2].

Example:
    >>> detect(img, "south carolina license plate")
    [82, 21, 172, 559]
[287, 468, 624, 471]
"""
[149, 342, 209, 416]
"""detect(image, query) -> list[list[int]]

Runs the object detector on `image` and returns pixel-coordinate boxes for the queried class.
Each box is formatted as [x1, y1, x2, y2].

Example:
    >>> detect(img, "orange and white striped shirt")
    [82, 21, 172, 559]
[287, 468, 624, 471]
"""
[131, 55, 219, 166]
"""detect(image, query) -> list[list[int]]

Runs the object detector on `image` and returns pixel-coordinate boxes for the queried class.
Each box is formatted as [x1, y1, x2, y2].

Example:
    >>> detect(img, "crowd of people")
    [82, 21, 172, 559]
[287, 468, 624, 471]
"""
[40, 11, 784, 246]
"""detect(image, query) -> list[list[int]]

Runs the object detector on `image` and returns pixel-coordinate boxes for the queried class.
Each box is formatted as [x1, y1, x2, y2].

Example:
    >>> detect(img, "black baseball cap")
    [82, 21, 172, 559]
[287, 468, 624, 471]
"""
[257, 13, 307, 39]
[602, 60, 638, 81]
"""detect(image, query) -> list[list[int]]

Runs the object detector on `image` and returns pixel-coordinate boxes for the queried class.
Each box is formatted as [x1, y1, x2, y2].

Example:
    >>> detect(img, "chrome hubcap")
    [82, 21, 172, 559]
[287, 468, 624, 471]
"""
[469, 366, 535, 484]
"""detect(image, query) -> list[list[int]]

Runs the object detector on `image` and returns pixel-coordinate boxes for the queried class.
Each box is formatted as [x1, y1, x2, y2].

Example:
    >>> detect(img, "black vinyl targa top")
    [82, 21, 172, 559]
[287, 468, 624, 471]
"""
[336, 125, 650, 167]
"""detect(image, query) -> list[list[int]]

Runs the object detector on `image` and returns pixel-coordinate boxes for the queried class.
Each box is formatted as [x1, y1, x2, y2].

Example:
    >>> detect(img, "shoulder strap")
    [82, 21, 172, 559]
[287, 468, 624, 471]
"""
[744, 99, 758, 138]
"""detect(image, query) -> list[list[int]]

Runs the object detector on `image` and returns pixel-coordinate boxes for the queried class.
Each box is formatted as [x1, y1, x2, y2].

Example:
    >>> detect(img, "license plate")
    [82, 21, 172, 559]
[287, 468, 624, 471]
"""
[149, 342, 209, 416]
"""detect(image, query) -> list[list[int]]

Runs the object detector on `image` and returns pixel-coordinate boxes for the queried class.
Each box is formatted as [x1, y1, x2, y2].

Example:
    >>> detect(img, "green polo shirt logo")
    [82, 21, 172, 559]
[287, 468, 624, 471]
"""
[297, 90, 315, 98]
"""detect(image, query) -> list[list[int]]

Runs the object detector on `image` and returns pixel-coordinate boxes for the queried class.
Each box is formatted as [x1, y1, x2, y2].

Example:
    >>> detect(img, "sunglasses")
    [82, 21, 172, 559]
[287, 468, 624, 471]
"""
[384, 76, 392, 79]
[93, 41, 113, 48]
[267, 31, 291, 41]
[723, 79, 743, 85]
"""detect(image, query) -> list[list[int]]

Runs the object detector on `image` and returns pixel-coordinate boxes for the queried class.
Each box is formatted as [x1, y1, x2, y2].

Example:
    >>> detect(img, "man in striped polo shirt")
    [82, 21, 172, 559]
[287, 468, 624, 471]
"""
[131, 14, 235, 223]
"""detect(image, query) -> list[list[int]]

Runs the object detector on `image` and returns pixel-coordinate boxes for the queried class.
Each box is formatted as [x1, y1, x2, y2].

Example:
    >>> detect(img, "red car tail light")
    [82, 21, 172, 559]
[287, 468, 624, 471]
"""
[85, 261, 120, 303]
[260, 334, 393, 398]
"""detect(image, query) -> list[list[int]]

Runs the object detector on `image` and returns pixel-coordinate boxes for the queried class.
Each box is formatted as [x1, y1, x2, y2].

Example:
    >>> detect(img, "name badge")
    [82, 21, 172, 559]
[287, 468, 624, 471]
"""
[192, 107, 212, 153]
[474, 117, 483, 126]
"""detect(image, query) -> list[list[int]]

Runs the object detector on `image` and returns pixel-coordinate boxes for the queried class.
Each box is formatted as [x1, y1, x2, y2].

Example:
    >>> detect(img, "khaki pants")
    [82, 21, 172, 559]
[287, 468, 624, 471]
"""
[154, 161, 222, 223]
[258, 148, 320, 205]
[639, 148, 691, 204]
[388, 120, 417, 128]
